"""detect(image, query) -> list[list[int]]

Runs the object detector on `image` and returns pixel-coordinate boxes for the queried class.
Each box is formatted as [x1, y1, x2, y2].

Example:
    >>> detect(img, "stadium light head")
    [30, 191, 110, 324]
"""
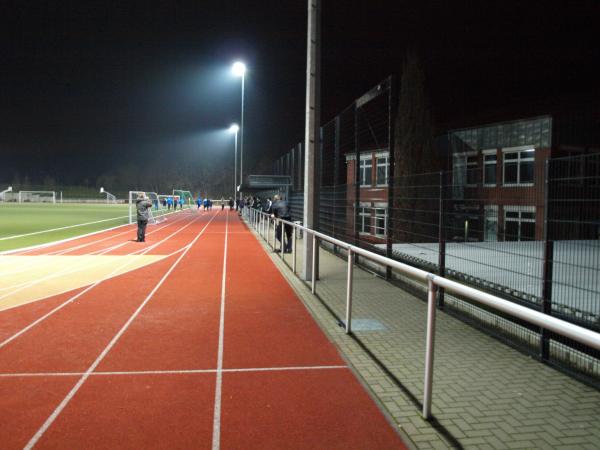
[231, 61, 246, 77]
[99, 187, 104, 193]
[7, 186, 12, 192]
[228, 123, 240, 134]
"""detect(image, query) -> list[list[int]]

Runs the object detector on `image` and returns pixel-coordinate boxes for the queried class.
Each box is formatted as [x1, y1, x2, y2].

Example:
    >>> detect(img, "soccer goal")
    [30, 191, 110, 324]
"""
[99, 187, 117, 204]
[18, 191, 56, 203]
[173, 189, 193, 208]
[0, 186, 12, 202]
[128, 191, 166, 224]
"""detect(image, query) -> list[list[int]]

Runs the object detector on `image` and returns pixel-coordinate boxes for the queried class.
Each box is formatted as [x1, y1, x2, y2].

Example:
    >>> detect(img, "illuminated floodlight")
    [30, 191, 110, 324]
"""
[99, 187, 104, 193]
[228, 123, 240, 134]
[231, 61, 246, 77]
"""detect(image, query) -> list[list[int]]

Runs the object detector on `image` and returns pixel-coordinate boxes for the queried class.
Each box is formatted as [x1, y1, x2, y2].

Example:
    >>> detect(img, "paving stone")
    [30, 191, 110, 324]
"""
[250, 227, 600, 450]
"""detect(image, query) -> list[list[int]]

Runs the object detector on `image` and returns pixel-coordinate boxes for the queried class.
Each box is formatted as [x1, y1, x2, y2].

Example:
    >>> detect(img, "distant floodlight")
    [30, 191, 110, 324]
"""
[229, 123, 240, 134]
[99, 187, 104, 193]
[231, 61, 246, 77]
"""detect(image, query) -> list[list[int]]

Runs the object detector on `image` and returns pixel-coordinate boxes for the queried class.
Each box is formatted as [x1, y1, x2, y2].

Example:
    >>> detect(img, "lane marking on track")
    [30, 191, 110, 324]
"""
[0, 214, 207, 345]
[212, 210, 229, 450]
[0, 213, 196, 302]
[0, 214, 188, 281]
[0, 215, 130, 241]
[0, 207, 196, 256]
[0, 366, 348, 377]
[23, 211, 220, 450]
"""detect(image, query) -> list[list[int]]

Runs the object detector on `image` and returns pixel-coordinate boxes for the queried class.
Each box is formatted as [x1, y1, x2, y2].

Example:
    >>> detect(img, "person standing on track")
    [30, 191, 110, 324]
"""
[271, 194, 293, 253]
[135, 193, 152, 243]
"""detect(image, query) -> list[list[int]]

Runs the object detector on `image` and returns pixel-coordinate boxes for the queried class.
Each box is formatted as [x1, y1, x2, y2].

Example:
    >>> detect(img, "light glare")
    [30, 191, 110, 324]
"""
[229, 123, 240, 133]
[231, 61, 246, 77]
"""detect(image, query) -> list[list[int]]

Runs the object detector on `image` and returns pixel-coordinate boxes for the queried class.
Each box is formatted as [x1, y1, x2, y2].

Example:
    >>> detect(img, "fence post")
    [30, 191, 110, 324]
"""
[345, 249, 354, 334]
[423, 277, 438, 420]
[541, 159, 554, 360]
[280, 220, 285, 260]
[386, 74, 397, 280]
[293, 226, 297, 274]
[311, 235, 317, 294]
[438, 171, 446, 309]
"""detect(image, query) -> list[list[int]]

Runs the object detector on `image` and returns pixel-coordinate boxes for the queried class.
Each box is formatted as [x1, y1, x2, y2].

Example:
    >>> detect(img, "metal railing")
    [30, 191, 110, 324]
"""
[242, 206, 600, 419]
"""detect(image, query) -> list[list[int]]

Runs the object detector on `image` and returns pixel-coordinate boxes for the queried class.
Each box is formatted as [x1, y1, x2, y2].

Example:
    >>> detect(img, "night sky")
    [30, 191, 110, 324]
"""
[1, 1, 598, 186]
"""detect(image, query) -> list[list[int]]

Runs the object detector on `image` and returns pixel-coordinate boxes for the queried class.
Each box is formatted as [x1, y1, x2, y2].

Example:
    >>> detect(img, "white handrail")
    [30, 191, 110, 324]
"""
[243, 206, 600, 419]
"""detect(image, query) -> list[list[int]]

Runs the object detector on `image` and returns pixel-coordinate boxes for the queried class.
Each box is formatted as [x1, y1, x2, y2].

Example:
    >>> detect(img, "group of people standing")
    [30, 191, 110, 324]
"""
[161, 196, 183, 210]
[239, 194, 292, 253]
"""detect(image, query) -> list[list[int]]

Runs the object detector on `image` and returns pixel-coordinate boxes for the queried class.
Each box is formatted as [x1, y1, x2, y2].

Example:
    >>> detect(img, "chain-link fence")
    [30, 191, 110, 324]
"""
[269, 77, 600, 384]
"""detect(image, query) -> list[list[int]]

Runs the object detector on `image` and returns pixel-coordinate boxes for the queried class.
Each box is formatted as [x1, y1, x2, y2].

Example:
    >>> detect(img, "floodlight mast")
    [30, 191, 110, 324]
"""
[229, 124, 240, 201]
[232, 61, 246, 202]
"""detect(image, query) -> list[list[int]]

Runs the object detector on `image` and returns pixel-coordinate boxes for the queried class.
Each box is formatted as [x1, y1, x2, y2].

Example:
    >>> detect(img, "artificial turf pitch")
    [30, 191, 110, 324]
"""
[1, 203, 137, 252]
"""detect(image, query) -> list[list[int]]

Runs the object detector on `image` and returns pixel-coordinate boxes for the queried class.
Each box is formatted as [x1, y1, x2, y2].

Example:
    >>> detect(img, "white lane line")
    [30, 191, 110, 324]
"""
[0, 207, 191, 256]
[0, 214, 209, 347]
[0, 215, 130, 241]
[0, 213, 194, 301]
[212, 209, 229, 450]
[0, 213, 188, 280]
[0, 366, 348, 378]
[23, 211, 219, 450]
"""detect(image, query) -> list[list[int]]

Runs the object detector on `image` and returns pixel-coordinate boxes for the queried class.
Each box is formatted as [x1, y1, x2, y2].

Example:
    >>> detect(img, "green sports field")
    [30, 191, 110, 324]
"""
[0, 203, 131, 252]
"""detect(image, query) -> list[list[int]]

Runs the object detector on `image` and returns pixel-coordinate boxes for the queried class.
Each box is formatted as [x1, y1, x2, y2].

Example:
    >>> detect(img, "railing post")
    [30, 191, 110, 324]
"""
[280, 220, 284, 260]
[272, 217, 276, 249]
[311, 235, 317, 294]
[292, 225, 297, 274]
[345, 248, 353, 334]
[423, 276, 438, 420]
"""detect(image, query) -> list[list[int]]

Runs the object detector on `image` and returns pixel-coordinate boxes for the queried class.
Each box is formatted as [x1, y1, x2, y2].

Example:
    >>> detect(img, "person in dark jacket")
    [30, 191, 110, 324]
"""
[271, 194, 293, 253]
[136, 193, 152, 242]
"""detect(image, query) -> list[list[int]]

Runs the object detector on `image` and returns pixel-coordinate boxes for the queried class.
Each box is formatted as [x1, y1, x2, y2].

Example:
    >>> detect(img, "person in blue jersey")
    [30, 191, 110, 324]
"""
[167, 196, 173, 210]
[179, 196, 184, 209]
[196, 196, 202, 209]
[203, 197, 209, 211]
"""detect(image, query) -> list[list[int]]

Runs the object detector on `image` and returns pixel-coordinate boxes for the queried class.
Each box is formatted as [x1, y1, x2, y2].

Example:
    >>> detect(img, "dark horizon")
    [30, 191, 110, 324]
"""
[1, 1, 598, 188]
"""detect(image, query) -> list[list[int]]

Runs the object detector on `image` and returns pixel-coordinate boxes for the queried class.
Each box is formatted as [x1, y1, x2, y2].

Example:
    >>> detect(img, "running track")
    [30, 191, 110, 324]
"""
[0, 209, 407, 449]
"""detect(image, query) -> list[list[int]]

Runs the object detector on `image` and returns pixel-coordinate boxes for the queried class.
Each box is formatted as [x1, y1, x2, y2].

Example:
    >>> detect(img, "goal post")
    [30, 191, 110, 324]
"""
[99, 187, 117, 204]
[173, 189, 193, 208]
[18, 191, 56, 203]
[128, 191, 165, 224]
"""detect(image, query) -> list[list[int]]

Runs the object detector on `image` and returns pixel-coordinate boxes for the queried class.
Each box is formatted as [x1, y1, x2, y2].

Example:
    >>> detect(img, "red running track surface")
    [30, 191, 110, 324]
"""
[0, 210, 407, 449]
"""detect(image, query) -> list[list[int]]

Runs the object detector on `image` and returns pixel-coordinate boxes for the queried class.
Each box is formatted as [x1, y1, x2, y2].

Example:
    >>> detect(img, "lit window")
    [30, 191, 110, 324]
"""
[483, 151, 497, 186]
[503, 148, 535, 186]
[466, 154, 478, 185]
[376, 156, 389, 185]
[358, 206, 372, 234]
[360, 157, 372, 186]
[373, 208, 387, 236]
[504, 206, 536, 241]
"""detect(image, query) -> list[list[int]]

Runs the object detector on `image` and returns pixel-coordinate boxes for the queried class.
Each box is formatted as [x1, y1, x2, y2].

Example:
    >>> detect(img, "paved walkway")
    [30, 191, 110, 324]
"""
[248, 219, 600, 449]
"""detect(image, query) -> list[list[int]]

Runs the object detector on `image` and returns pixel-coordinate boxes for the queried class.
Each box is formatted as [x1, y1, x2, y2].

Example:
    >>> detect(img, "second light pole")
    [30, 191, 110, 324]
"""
[232, 61, 246, 202]
[228, 123, 239, 201]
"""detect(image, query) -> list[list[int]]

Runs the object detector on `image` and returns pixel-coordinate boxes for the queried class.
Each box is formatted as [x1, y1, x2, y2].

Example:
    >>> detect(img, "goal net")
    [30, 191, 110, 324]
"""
[128, 191, 166, 225]
[18, 191, 56, 203]
[173, 190, 194, 207]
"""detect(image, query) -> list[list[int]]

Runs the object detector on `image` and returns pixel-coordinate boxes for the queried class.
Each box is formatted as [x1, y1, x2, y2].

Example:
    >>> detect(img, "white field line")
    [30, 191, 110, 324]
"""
[212, 209, 229, 450]
[0, 213, 196, 296]
[0, 207, 191, 256]
[0, 215, 130, 241]
[0, 214, 188, 280]
[0, 240, 193, 316]
[0, 213, 216, 347]
[0, 365, 348, 378]
[23, 210, 219, 450]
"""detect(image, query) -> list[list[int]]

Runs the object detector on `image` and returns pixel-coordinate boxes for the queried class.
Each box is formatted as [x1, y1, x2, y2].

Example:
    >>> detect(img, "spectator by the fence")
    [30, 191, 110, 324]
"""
[135, 193, 152, 242]
[271, 194, 292, 253]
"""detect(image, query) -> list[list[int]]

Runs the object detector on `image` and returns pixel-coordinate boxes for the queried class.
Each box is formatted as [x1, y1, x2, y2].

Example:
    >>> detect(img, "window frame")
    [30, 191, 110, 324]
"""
[482, 149, 497, 187]
[359, 156, 373, 187]
[375, 155, 389, 186]
[502, 146, 535, 187]
[504, 205, 536, 241]
[373, 203, 388, 237]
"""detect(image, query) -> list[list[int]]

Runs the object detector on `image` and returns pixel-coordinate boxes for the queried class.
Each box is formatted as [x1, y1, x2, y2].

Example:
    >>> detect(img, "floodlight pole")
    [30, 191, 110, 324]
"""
[239, 73, 245, 202]
[234, 130, 238, 201]
[302, 0, 321, 282]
